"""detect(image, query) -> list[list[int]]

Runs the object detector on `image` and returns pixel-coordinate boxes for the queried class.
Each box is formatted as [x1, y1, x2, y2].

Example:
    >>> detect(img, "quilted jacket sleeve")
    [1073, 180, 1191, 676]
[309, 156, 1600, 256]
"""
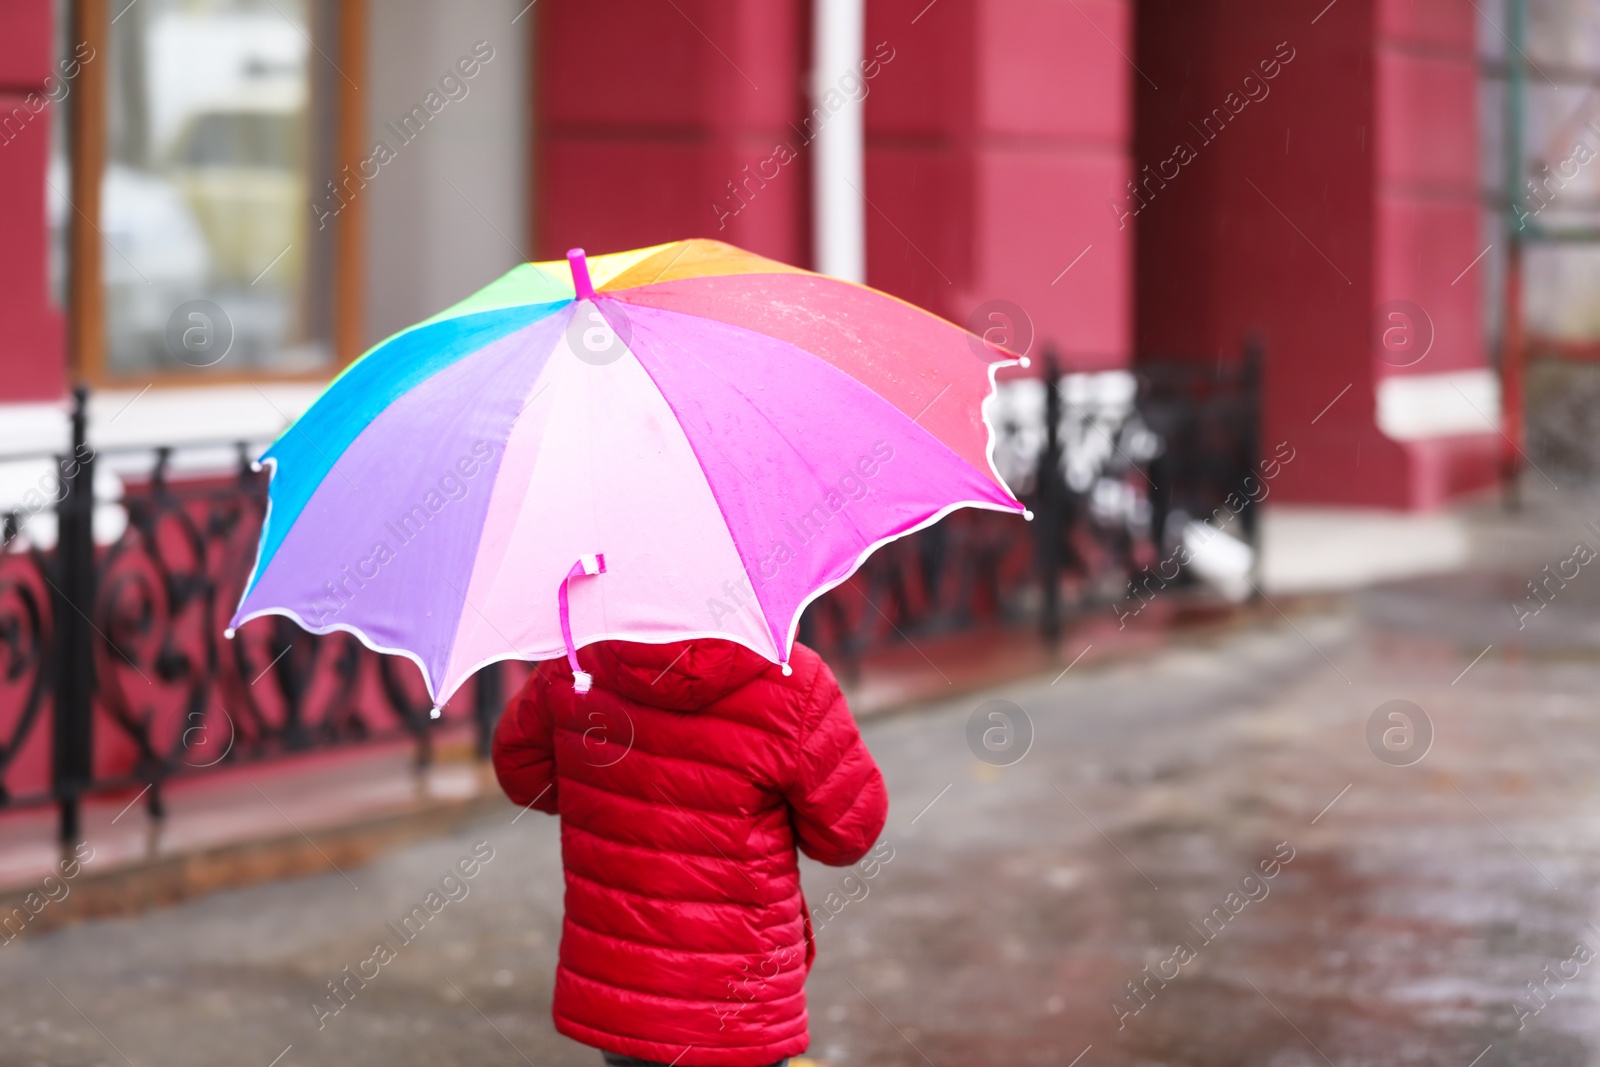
[783, 662, 888, 866]
[492, 668, 560, 814]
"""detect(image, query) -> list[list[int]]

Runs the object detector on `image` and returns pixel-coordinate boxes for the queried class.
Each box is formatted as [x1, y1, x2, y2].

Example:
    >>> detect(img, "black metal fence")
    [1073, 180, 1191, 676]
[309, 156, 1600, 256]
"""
[0, 389, 508, 843]
[1141, 342, 1265, 558]
[1, 361, 1260, 843]
[800, 343, 1264, 668]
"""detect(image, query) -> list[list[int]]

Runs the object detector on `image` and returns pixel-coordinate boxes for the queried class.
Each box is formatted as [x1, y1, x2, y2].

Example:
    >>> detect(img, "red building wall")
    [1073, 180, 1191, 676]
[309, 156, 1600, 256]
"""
[0, 0, 65, 402]
[1, 0, 1490, 507]
[535, 0, 812, 266]
[1372, 0, 1497, 505]
[536, 0, 1136, 372]
[864, 0, 1133, 368]
[1135, 0, 1494, 508]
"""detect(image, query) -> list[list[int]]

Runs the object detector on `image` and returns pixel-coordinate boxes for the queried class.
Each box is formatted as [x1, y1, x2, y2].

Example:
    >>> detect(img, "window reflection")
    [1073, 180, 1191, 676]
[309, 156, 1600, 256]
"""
[102, 0, 333, 376]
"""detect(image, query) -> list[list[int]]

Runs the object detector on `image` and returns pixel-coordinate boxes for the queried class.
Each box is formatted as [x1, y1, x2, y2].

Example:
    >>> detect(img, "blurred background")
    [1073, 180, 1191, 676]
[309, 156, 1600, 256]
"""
[3, 1, 1600, 1064]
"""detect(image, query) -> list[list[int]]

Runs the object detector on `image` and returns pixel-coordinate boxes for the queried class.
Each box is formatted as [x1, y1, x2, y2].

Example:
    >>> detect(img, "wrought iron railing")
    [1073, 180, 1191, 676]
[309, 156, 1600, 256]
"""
[0, 389, 509, 842]
[803, 344, 1263, 667]
[1139, 343, 1265, 560]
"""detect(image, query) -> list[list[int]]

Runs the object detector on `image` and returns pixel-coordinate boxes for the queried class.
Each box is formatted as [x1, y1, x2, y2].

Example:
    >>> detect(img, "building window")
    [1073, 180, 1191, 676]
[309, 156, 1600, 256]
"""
[65, 0, 363, 384]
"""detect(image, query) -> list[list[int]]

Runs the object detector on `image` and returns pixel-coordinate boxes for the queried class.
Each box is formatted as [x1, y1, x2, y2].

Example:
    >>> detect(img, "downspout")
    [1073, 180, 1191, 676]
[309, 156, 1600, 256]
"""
[812, 0, 866, 282]
[1501, 0, 1527, 505]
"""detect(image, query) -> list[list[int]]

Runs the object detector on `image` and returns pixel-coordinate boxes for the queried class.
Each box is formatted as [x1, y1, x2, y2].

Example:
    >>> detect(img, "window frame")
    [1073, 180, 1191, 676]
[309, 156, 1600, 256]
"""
[65, 0, 367, 388]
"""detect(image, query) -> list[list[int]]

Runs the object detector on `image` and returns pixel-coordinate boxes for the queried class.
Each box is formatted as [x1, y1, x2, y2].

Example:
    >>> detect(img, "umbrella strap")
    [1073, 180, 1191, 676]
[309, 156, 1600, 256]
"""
[560, 553, 607, 694]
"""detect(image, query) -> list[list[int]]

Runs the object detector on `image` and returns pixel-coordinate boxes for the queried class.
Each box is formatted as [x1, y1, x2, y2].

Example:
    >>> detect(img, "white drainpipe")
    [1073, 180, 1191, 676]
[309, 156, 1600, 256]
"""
[812, 0, 866, 283]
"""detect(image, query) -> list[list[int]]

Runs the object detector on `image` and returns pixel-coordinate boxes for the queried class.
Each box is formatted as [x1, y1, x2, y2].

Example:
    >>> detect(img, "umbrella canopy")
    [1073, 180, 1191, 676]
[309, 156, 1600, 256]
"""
[230, 239, 1027, 706]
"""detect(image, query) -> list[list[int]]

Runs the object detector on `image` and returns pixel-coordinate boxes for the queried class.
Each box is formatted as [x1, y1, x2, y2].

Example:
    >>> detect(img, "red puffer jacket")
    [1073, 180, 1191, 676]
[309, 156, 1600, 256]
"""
[492, 638, 888, 1067]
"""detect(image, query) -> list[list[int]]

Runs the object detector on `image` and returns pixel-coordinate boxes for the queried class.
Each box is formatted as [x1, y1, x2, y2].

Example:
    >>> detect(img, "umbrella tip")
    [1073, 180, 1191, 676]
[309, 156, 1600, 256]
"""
[781, 662, 793, 676]
[1019, 356, 1032, 369]
[567, 248, 596, 301]
[1023, 509, 1035, 521]
[223, 627, 237, 639]
[429, 706, 442, 719]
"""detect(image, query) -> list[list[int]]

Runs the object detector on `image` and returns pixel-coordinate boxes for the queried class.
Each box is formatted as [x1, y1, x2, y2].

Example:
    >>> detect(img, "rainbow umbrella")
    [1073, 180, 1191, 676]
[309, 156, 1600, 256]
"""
[230, 240, 1027, 706]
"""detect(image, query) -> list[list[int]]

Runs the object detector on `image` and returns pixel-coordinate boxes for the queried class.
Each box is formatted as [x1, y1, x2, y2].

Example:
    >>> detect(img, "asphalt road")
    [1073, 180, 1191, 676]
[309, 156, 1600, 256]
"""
[5, 491, 1600, 1067]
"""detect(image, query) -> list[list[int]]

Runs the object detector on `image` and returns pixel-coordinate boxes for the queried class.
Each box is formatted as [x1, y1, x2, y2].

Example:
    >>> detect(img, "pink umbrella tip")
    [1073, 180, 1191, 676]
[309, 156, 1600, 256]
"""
[567, 248, 596, 301]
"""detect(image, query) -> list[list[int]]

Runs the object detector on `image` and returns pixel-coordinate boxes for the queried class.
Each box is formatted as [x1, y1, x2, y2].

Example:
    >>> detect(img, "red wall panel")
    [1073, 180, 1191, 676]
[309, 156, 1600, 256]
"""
[862, 146, 972, 318]
[863, 0, 977, 137]
[1373, 31, 1481, 379]
[543, 139, 809, 262]
[1373, 198, 1482, 375]
[0, 89, 65, 402]
[1136, 0, 1386, 479]
[1376, 0, 1476, 50]
[0, 0, 64, 403]
[1375, 50, 1478, 190]
[974, 148, 1129, 363]
[539, 0, 1134, 370]
[978, 0, 1129, 144]
[0, 0, 51, 90]
[865, 0, 1133, 370]
[1135, 0, 1493, 507]
[535, 0, 811, 267]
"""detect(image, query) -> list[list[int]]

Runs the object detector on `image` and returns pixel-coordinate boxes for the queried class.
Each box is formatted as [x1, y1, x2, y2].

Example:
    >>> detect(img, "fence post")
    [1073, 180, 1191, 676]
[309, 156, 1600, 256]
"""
[473, 661, 503, 759]
[1037, 350, 1063, 644]
[51, 386, 96, 845]
[1238, 338, 1264, 550]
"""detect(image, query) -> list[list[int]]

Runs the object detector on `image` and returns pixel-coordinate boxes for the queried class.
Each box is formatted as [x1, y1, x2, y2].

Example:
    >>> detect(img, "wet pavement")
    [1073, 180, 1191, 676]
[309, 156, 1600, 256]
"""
[5, 487, 1600, 1067]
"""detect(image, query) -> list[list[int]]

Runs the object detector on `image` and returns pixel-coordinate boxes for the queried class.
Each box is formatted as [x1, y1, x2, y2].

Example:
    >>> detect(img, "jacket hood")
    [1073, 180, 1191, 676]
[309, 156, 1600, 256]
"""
[578, 639, 776, 711]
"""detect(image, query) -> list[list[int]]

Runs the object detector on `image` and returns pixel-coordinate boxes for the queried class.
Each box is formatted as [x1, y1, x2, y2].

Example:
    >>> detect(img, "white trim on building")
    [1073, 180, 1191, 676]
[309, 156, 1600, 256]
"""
[1376, 368, 1501, 441]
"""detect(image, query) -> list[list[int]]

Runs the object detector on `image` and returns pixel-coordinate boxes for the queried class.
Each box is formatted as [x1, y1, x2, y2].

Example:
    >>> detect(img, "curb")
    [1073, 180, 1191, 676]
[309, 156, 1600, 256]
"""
[0, 790, 508, 942]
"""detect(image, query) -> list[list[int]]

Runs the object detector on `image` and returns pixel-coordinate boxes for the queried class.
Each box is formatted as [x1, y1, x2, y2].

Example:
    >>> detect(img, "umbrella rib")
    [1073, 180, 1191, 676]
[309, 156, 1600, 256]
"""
[633, 313, 946, 616]
[641, 241, 694, 287]
[515, 379, 554, 418]
[911, 383, 951, 424]
[443, 576, 527, 661]
[635, 324, 896, 637]
[620, 324, 807, 653]
[429, 356, 569, 693]
[251, 385, 361, 491]
[627, 326, 761, 488]
[643, 324, 874, 516]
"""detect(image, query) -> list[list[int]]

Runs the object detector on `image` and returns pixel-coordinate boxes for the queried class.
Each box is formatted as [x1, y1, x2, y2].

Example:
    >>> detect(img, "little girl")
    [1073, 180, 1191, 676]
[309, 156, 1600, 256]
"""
[493, 638, 888, 1067]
